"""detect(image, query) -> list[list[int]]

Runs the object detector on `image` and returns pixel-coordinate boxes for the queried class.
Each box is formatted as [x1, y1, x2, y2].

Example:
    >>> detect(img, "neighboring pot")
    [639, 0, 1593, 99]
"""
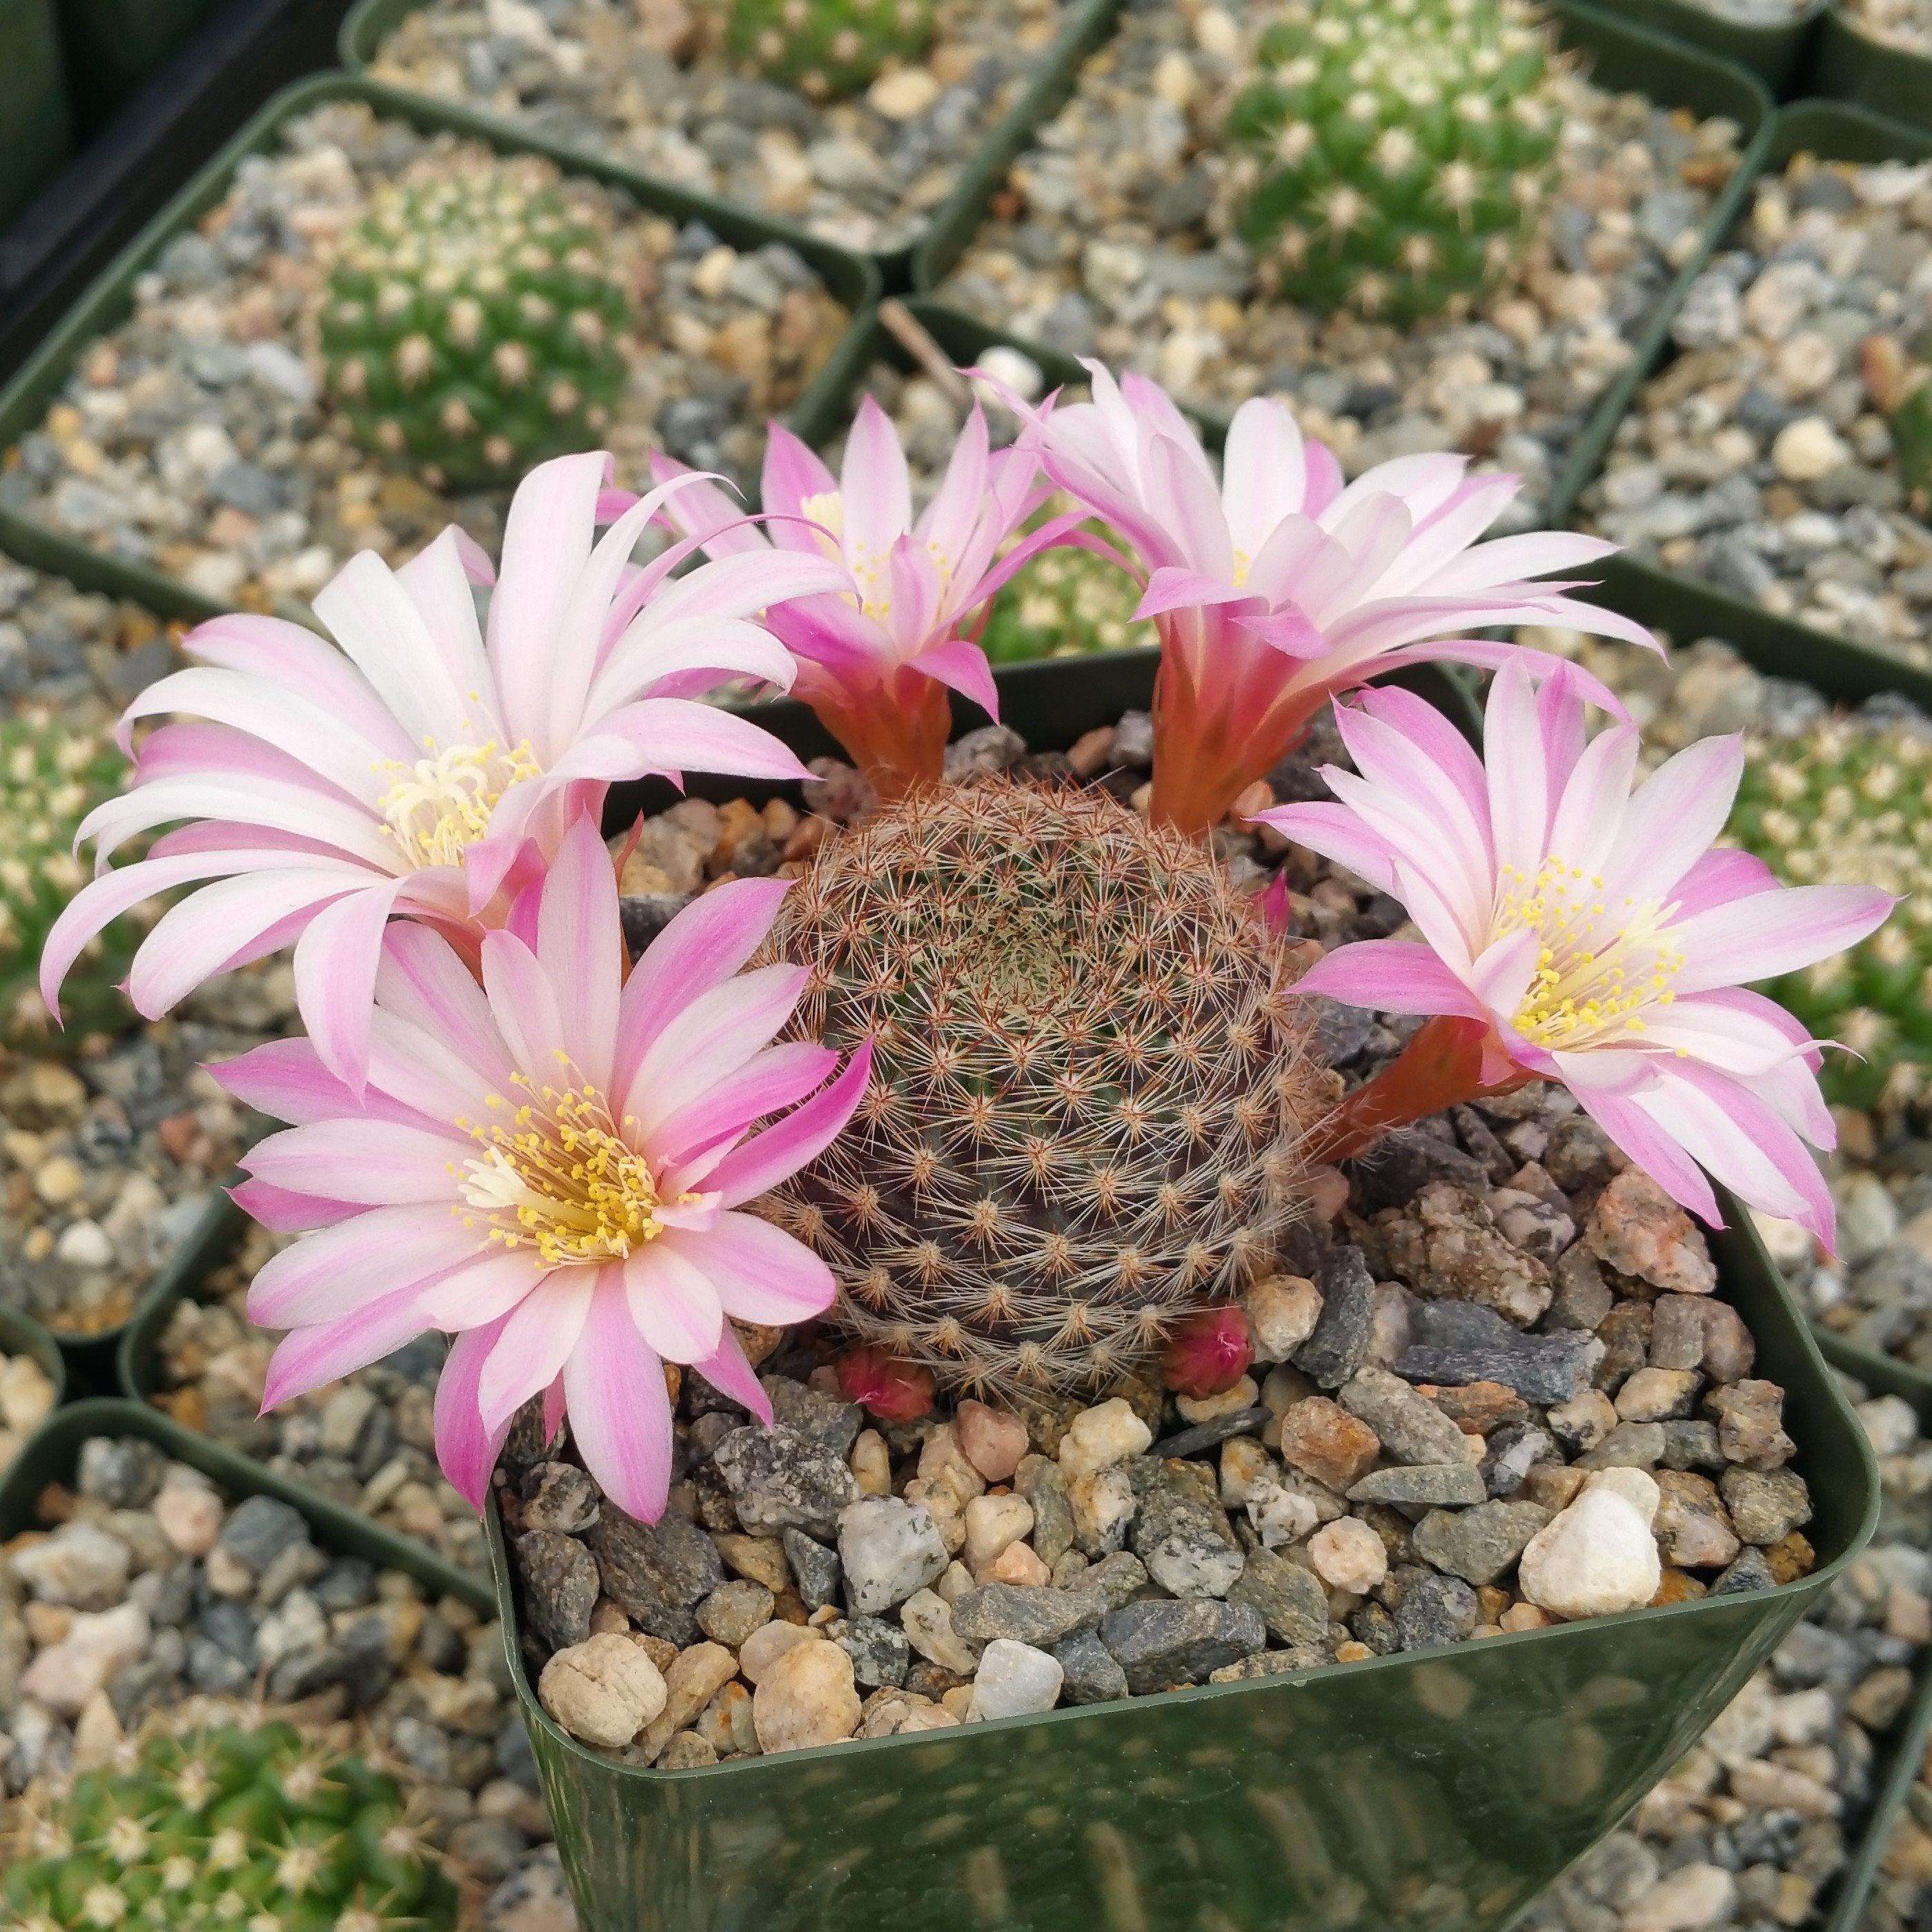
[1615, 0, 1826, 98]
[0, 0, 72, 229]
[515, 651, 1879, 1932]
[1814, 5, 1932, 129]
[0, 1303, 66, 1492]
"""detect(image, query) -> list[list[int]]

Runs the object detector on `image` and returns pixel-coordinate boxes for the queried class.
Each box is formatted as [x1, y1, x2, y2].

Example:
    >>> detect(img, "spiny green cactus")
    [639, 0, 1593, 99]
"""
[760, 781, 1317, 1399]
[978, 520, 1154, 665]
[319, 155, 631, 491]
[1226, 0, 1561, 324]
[3, 1720, 457, 1932]
[1728, 716, 1932, 1114]
[724, 0, 936, 101]
[1, 712, 135, 1047]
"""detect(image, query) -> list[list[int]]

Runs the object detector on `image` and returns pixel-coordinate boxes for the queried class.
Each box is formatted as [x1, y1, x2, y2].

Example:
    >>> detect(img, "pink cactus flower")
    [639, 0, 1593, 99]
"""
[651, 397, 1063, 800]
[212, 814, 873, 1524]
[1002, 360, 1659, 834]
[41, 453, 847, 1092]
[1254, 662, 1896, 1249]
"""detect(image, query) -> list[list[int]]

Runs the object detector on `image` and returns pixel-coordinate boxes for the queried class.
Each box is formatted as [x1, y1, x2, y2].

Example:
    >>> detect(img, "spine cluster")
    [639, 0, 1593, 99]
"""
[759, 780, 1317, 1401]
[724, 0, 937, 101]
[1225, 0, 1561, 324]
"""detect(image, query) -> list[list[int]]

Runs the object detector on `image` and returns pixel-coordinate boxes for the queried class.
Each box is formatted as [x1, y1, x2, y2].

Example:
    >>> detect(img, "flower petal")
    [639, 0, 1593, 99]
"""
[564, 1270, 676, 1523]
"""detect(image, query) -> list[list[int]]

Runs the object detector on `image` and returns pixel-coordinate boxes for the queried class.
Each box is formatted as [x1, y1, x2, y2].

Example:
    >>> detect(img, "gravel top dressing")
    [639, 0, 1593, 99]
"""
[1841, 0, 1932, 55]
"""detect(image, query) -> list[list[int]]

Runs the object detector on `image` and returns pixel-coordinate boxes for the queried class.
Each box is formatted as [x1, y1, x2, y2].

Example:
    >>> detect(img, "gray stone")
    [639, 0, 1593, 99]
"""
[1100, 1598, 1268, 1693]
[1228, 1548, 1329, 1646]
[1082, 1550, 1151, 1611]
[715, 1424, 860, 1537]
[1411, 1501, 1550, 1585]
[763, 1376, 863, 1457]
[950, 1583, 1107, 1648]
[837, 1497, 948, 1615]
[1711, 1548, 1779, 1596]
[515, 1531, 600, 1653]
[1394, 1570, 1481, 1650]
[1396, 1301, 1604, 1403]
[1341, 1366, 1470, 1466]
[1016, 1456, 1076, 1565]
[1052, 1627, 1130, 1705]
[1131, 1467, 1245, 1598]
[1719, 1466, 1812, 1546]
[1151, 1406, 1272, 1459]
[586, 1508, 725, 1645]
[76, 1437, 166, 1510]
[782, 1527, 843, 1610]
[838, 1615, 910, 1689]
[696, 1579, 776, 1647]
[1346, 1464, 1488, 1507]
[217, 1495, 310, 1577]
[520, 1463, 600, 1534]
[1294, 1248, 1375, 1388]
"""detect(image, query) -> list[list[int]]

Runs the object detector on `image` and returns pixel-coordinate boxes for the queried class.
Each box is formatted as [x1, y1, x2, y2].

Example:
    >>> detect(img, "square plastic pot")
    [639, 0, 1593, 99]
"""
[337, 0, 1124, 292]
[0, 72, 881, 629]
[1554, 99, 1932, 707]
[1814, 8, 1932, 129]
[0, 0, 73, 229]
[909, 0, 1775, 461]
[54, 0, 220, 133]
[1613, 0, 1826, 97]
[515, 658, 1875, 1932]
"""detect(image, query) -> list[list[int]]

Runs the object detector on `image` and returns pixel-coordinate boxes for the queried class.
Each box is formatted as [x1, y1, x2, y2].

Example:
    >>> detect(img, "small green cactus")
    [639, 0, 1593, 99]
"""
[3, 1720, 457, 1932]
[723, 0, 936, 101]
[1728, 716, 1932, 1114]
[319, 155, 631, 491]
[1, 712, 135, 1047]
[1226, 0, 1561, 324]
[761, 781, 1317, 1399]
[978, 519, 1154, 665]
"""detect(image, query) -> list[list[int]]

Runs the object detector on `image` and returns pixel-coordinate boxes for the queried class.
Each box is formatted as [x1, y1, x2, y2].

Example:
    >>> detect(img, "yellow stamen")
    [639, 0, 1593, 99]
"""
[375, 737, 542, 870]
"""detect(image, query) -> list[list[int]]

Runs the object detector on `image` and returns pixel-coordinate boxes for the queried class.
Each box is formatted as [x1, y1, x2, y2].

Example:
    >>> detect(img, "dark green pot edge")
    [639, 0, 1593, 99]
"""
[1611, 0, 1825, 96]
[1814, 8, 1932, 130]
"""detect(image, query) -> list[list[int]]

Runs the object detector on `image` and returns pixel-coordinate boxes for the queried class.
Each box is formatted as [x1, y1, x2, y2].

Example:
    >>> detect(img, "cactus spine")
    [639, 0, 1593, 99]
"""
[724, 0, 938, 101]
[1225, 0, 1561, 324]
[3, 1721, 457, 1932]
[1728, 714, 1932, 1113]
[760, 781, 1317, 1399]
[319, 154, 631, 491]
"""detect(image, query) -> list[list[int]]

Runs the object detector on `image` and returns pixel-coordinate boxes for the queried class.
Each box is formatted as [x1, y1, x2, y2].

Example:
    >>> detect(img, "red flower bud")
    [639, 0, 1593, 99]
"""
[835, 1346, 936, 1423]
[1161, 1305, 1254, 1399]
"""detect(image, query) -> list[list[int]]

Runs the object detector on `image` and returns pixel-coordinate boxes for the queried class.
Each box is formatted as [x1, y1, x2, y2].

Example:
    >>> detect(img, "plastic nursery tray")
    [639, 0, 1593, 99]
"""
[907, 0, 1776, 457]
[1615, 0, 1826, 99]
[511, 670, 1870, 1932]
[1812, 1336, 1932, 1932]
[0, 1304, 67, 1495]
[337, 0, 1125, 293]
[1552, 99, 1932, 703]
[0, 0, 73, 230]
[0, 72, 883, 630]
[1814, 6, 1932, 131]
[0, 1396, 489, 1615]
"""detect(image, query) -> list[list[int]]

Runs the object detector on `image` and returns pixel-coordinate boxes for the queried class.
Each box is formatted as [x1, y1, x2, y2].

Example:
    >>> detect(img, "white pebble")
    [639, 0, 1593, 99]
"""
[1519, 1488, 1662, 1621]
[967, 1639, 1064, 1722]
[1308, 1517, 1387, 1595]
[537, 1634, 667, 1749]
[1058, 1399, 1152, 1479]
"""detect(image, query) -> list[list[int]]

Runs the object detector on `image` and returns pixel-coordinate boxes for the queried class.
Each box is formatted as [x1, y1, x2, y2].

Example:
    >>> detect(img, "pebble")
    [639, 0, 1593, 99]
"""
[837, 1496, 948, 1614]
[1056, 1398, 1152, 1479]
[966, 1639, 1063, 1721]
[751, 1637, 860, 1753]
[1520, 1486, 1664, 1621]
[0, 1352, 57, 1472]
[538, 1634, 668, 1749]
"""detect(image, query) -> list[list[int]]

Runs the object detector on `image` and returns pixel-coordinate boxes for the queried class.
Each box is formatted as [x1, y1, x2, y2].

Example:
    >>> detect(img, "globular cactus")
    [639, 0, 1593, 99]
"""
[978, 524, 1154, 666]
[724, 0, 936, 101]
[1728, 716, 1932, 1113]
[760, 781, 1317, 1399]
[1, 713, 135, 1047]
[3, 1720, 457, 1932]
[319, 155, 631, 491]
[1225, 0, 1561, 324]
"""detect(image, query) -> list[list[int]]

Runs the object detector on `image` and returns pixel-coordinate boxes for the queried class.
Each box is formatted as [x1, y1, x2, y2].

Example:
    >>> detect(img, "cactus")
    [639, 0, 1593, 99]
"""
[978, 520, 1154, 666]
[724, 0, 937, 101]
[319, 155, 631, 491]
[1, 712, 135, 1047]
[1225, 0, 1561, 325]
[3, 1719, 457, 1932]
[760, 781, 1317, 1399]
[1895, 361, 1932, 511]
[1728, 714, 1932, 1113]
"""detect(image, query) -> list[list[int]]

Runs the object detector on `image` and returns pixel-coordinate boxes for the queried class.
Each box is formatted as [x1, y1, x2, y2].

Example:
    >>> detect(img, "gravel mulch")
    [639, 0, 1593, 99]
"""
[0, 1352, 58, 1476]
[0, 1437, 573, 1930]
[1522, 1377, 1932, 1932]
[500, 710, 1820, 1767]
[931, 0, 1744, 526]
[1840, 0, 1932, 55]
[365, 0, 1065, 257]
[148, 1223, 491, 1582]
[1578, 153, 1932, 671]
[0, 101, 853, 614]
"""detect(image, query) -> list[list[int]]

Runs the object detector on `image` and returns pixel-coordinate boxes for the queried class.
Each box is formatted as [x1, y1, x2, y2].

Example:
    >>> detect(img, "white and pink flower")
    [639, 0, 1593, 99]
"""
[1003, 361, 1658, 834]
[213, 814, 871, 1524]
[651, 397, 1059, 798]
[41, 453, 847, 1090]
[1255, 662, 1895, 1248]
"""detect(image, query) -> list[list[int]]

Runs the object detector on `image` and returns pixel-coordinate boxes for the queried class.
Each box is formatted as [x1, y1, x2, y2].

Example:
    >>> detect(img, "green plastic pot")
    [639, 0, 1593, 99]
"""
[1614, 0, 1826, 97]
[0, 72, 881, 629]
[55, 0, 220, 133]
[524, 662, 1874, 1932]
[0, 1395, 489, 1610]
[1815, 8, 1932, 129]
[0, 1303, 66, 1493]
[1554, 100, 1932, 692]
[910, 0, 1775, 457]
[338, 0, 1123, 292]
[0, 0, 73, 229]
